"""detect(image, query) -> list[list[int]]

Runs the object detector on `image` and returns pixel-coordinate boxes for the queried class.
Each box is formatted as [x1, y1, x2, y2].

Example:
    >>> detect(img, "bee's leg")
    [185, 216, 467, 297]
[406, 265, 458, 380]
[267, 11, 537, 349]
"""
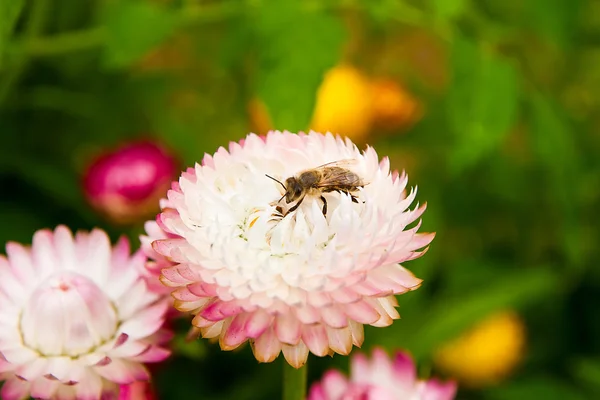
[320, 196, 327, 216]
[350, 194, 359, 203]
[287, 196, 304, 214]
[269, 205, 285, 223]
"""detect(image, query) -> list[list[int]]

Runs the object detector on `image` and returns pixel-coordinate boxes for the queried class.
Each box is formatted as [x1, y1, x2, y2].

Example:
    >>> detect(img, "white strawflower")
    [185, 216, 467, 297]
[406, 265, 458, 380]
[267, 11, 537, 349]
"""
[0, 226, 171, 399]
[145, 131, 433, 367]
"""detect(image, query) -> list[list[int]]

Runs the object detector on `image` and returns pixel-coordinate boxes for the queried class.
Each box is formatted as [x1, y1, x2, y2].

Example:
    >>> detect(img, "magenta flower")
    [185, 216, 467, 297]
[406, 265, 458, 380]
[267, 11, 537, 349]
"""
[146, 131, 433, 367]
[0, 226, 171, 400]
[83, 140, 179, 224]
[118, 381, 156, 400]
[308, 348, 457, 400]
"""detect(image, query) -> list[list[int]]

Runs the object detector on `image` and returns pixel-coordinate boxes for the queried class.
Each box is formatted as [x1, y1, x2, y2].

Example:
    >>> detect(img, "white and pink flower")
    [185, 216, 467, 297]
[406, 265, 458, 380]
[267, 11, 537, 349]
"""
[0, 226, 171, 400]
[146, 131, 433, 367]
[308, 348, 457, 400]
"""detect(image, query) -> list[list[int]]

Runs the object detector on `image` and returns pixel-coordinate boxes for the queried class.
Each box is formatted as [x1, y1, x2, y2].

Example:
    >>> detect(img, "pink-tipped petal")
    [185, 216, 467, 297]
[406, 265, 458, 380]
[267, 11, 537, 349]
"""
[274, 312, 302, 345]
[252, 328, 282, 363]
[421, 379, 458, 400]
[326, 327, 353, 355]
[302, 324, 330, 357]
[281, 342, 309, 368]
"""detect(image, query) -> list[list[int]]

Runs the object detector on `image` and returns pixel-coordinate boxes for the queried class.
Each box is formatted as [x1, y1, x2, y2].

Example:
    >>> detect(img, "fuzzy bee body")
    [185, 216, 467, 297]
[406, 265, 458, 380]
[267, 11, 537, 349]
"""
[267, 160, 365, 217]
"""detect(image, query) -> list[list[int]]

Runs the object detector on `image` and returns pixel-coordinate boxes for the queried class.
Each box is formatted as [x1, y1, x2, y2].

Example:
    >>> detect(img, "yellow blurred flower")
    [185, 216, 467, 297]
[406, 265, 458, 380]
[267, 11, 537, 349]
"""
[370, 78, 423, 131]
[434, 310, 526, 387]
[248, 65, 423, 142]
[310, 64, 374, 143]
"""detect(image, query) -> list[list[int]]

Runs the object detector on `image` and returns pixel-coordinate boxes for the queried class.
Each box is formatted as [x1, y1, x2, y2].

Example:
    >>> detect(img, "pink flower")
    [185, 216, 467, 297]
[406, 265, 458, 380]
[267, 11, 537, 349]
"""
[118, 381, 156, 400]
[0, 226, 171, 400]
[147, 131, 433, 367]
[308, 348, 457, 400]
[83, 140, 179, 224]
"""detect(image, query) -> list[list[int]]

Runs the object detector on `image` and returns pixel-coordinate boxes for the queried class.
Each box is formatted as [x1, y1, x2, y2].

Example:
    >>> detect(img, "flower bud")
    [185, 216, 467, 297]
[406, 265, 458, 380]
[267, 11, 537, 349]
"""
[83, 140, 179, 224]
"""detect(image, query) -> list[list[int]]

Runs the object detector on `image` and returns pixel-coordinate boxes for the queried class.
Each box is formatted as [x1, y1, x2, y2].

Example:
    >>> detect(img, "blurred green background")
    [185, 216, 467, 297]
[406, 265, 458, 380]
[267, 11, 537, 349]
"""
[1, 0, 599, 399]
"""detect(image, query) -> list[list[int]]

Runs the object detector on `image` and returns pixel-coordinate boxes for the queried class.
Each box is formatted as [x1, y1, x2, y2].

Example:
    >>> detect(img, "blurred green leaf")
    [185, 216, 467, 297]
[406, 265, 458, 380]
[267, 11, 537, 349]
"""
[431, 0, 467, 20]
[372, 267, 559, 358]
[447, 36, 519, 174]
[0, 154, 97, 224]
[530, 95, 583, 271]
[572, 358, 600, 395]
[0, 0, 24, 68]
[102, 1, 178, 69]
[524, 0, 580, 49]
[0, 202, 44, 244]
[485, 376, 587, 400]
[253, 1, 346, 131]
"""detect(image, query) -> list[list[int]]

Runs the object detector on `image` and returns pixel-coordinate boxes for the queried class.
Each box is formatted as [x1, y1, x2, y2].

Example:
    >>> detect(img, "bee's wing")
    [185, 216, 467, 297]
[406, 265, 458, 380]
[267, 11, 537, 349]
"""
[314, 159, 359, 169]
[315, 166, 364, 187]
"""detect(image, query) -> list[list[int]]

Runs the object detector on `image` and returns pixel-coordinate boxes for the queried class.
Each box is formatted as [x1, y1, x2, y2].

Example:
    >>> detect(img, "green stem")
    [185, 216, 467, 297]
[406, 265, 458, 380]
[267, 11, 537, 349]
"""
[0, 0, 50, 103]
[283, 361, 308, 400]
[20, 27, 106, 56]
[12, 0, 243, 59]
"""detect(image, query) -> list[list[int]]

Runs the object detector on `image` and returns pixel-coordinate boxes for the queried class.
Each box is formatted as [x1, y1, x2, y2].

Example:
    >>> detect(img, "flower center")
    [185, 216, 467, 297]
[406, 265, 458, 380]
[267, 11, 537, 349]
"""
[19, 272, 118, 357]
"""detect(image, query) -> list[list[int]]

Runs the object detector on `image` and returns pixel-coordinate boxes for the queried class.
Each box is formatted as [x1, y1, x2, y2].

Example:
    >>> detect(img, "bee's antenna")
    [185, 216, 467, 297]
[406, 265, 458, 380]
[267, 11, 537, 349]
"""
[265, 174, 286, 191]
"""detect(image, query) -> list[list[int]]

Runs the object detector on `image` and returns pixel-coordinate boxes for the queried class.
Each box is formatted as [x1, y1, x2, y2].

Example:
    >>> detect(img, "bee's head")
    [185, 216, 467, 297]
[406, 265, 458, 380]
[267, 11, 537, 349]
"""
[285, 177, 303, 203]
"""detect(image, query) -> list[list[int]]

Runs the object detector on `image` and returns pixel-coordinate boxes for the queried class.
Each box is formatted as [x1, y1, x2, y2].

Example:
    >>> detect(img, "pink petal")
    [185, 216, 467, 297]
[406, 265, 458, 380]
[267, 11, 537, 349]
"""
[326, 327, 353, 355]
[320, 370, 350, 399]
[244, 310, 273, 339]
[301, 324, 330, 357]
[307, 292, 333, 307]
[15, 357, 49, 381]
[5, 243, 35, 284]
[281, 342, 309, 368]
[29, 377, 59, 399]
[130, 345, 171, 363]
[160, 265, 198, 287]
[422, 379, 458, 400]
[95, 359, 149, 384]
[73, 368, 104, 399]
[321, 306, 348, 329]
[119, 302, 168, 340]
[391, 350, 417, 383]
[294, 305, 321, 324]
[200, 320, 224, 339]
[1, 378, 31, 400]
[251, 328, 281, 363]
[221, 313, 253, 349]
[200, 300, 244, 322]
[187, 281, 218, 297]
[151, 239, 191, 264]
[348, 320, 364, 347]
[343, 300, 381, 325]
[306, 383, 327, 400]
[329, 287, 361, 304]
[274, 313, 302, 345]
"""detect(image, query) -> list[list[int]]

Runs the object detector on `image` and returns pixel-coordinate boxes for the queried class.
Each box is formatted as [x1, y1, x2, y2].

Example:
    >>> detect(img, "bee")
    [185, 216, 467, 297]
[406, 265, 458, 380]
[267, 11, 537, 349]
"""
[266, 159, 365, 217]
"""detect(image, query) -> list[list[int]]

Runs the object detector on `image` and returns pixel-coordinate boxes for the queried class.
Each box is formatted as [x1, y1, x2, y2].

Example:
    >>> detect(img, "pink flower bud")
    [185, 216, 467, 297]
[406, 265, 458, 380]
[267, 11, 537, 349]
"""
[83, 140, 179, 224]
[119, 381, 157, 400]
